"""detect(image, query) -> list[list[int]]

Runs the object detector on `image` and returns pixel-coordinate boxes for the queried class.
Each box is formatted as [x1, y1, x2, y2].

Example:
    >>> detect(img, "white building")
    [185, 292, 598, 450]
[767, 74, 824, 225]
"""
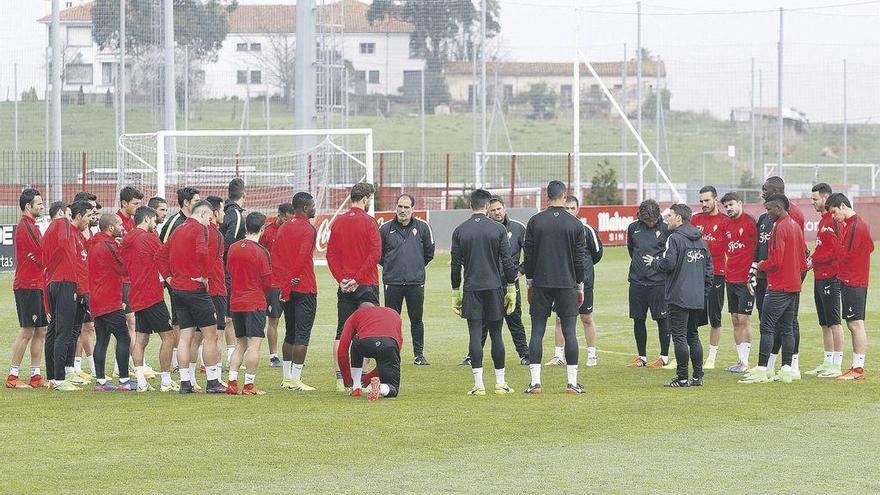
[36, 0, 425, 100]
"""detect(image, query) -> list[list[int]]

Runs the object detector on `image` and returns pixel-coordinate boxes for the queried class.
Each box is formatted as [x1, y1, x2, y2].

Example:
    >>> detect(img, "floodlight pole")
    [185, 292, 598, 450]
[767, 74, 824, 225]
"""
[50, 0, 62, 202]
[776, 7, 784, 177]
[118, 0, 126, 192]
[843, 58, 848, 184]
[573, 8, 581, 198]
[479, 0, 487, 187]
[636, 1, 643, 202]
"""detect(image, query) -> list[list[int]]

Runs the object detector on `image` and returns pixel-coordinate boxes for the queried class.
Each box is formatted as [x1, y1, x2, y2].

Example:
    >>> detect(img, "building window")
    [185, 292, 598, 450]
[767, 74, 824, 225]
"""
[250, 70, 261, 84]
[237, 70, 248, 84]
[360, 42, 376, 55]
[250, 43, 261, 52]
[354, 70, 366, 82]
[368, 70, 380, 84]
[66, 64, 93, 85]
[560, 84, 572, 104]
[236, 43, 248, 52]
[503, 84, 513, 101]
[101, 62, 114, 85]
[408, 38, 423, 59]
[67, 26, 92, 47]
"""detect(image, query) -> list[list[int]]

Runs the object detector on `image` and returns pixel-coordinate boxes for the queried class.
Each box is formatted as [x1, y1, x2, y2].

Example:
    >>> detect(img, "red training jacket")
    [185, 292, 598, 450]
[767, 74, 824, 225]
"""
[724, 212, 757, 283]
[116, 209, 136, 238]
[227, 239, 273, 312]
[87, 231, 127, 317]
[42, 218, 79, 287]
[271, 213, 317, 296]
[789, 203, 805, 231]
[336, 306, 403, 387]
[13, 215, 43, 290]
[811, 211, 840, 281]
[259, 217, 281, 251]
[208, 223, 227, 297]
[758, 215, 807, 293]
[326, 207, 381, 286]
[692, 211, 730, 276]
[836, 213, 873, 288]
[74, 230, 91, 295]
[119, 227, 165, 312]
[157, 217, 212, 292]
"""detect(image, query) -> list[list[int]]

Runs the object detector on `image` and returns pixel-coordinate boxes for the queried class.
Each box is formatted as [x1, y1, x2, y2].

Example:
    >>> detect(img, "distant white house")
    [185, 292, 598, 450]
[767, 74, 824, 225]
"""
[731, 106, 809, 132]
[38, 0, 426, 100]
[444, 60, 667, 115]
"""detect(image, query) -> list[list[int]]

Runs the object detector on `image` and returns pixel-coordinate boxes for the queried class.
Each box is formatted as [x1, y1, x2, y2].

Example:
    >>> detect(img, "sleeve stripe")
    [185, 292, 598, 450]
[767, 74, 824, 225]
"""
[104, 241, 125, 268]
[234, 210, 243, 239]
[418, 218, 435, 244]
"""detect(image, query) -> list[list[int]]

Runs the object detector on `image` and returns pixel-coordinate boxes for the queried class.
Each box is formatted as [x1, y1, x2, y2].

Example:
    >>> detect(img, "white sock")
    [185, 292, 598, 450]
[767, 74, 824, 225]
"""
[743, 343, 751, 364]
[180, 367, 192, 383]
[378, 383, 390, 397]
[832, 352, 843, 366]
[853, 353, 866, 369]
[31, 367, 40, 377]
[567, 364, 578, 385]
[245, 373, 255, 385]
[291, 363, 304, 381]
[189, 363, 197, 382]
[554, 346, 564, 359]
[74, 357, 82, 374]
[282, 361, 292, 380]
[494, 367, 506, 385]
[351, 367, 363, 389]
[226, 346, 235, 364]
[65, 366, 74, 375]
[707, 345, 719, 361]
[229, 370, 238, 382]
[269, 353, 278, 360]
[639, 355, 647, 362]
[529, 363, 541, 386]
[757, 365, 768, 372]
[160, 372, 171, 386]
[171, 348, 179, 368]
[9, 365, 19, 377]
[198, 345, 204, 365]
[767, 353, 778, 371]
[206, 365, 219, 381]
[87, 355, 95, 373]
[587, 346, 596, 358]
[781, 364, 792, 373]
[119, 377, 130, 384]
[97, 377, 107, 385]
[135, 366, 146, 388]
[660, 355, 669, 365]
[472, 367, 484, 389]
[735, 343, 744, 363]
[791, 354, 800, 372]
[823, 351, 833, 365]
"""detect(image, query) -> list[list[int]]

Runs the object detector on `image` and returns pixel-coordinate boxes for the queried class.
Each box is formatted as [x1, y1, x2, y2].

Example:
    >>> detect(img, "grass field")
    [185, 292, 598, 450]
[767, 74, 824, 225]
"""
[1, 247, 879, 494]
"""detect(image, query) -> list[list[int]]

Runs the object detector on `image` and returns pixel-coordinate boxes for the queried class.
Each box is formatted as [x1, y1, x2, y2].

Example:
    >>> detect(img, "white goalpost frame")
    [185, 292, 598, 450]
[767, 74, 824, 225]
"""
[119, 128, 375, 212]
[762, 162, 879, 196]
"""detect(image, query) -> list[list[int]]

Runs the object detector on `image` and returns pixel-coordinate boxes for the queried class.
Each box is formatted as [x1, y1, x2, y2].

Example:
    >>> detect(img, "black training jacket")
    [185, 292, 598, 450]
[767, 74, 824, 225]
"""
[627, 219, 669, 286]
[220, 199, 245, 259]
[159, 211, 187, 244]
[501, 215, 527, 273]
[649, 223, 713, 310]
[379, 217, 435, 285]
[451, 213, 517, 291]
[582, 221, 604, 289]
[754, 212, 774, 279]
[522, 206, 588, 289]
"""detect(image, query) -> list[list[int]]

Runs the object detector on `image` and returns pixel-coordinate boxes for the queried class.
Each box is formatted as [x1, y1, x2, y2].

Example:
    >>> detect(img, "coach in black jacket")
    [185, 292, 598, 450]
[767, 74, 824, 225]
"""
[380, 194, 435, 365]
[522, 181, 588, 394]
[645, 204, 713, 388]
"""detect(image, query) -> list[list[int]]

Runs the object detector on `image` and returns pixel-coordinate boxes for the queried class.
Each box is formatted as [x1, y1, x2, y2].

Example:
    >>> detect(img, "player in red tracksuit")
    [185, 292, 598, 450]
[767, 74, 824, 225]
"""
[120, 206, 177, 392]
[42, 201, 92, 390]
[804, 183, 845, 377]
[740, 194, 807, 384]
[326, 182, 382, 391]
[203, 196, 229, 383]
[721, 192, 757, 372]
[116, 186, 144, 368]
[691, 186, 731, 369]
[271, 193, 319, 391]
[6, 189, 48, 389]
[88, 214, 136, 391]
[337, 305, 403, 401]
[827, 193, 874, 381]
[157, 200, 223, 394]
[258, 202, 295, 368]
[225, 212, 274, 396]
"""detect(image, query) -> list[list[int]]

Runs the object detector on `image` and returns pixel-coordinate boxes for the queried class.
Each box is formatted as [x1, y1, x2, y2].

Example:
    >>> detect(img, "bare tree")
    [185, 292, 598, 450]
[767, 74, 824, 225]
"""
[243, 34, 296, 110]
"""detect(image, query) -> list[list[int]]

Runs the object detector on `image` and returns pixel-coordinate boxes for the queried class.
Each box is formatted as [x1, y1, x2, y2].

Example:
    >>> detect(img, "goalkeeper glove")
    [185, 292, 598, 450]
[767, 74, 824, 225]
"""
[451, 289, 463, 316]
[747, 262, 758, 295]
[504, 285, 517, 315]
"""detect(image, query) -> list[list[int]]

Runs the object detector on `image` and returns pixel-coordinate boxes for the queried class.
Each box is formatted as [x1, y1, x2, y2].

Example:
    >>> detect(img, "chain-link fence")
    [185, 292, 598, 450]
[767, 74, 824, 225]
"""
[2, 0, 878, 210]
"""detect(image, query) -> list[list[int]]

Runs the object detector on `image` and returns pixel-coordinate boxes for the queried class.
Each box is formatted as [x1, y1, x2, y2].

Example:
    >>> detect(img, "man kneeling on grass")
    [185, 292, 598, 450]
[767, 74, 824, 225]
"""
[225, 212, 273, 396]
[337, 304, 403, 401]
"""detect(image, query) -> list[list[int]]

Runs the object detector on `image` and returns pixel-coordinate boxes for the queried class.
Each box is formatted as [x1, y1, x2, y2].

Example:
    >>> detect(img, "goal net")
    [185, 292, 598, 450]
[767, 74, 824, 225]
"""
[118, 129, 374, 217]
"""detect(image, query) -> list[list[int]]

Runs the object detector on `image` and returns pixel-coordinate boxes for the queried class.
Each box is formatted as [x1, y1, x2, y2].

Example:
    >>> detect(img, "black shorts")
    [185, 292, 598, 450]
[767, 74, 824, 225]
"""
[14, 288, 48, 328]
[283, 292, 317, 346]
[629, 284, 668, 321]
[121, 282, 134, 315]
[94, 309, 127, 338]
[266, 288, 283, 319]
[212, 295, 227, 330]
[231, 310, 267, 339]
[814, 277, 842, 327]
[165, 283, 178, 327]
[82, 299, 93, 323]
[726, 282, 755, 315]
[706, 275, 725, 327]
[461, 288, 505, 321]
[530, 286, 579, 319]
[336, 285, 380, 339]
[135, 301, 173, 334]
[841, 284, 867, 322]
[579, 287, 595, 315]
[351, 336, 400, 397]
[172, 288, 217, 331]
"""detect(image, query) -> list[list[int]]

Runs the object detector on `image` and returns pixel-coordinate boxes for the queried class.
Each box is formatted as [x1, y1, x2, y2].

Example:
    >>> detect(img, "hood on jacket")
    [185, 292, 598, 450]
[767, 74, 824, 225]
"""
[224, 199, 243, 212]
[675, 223, 704, 241]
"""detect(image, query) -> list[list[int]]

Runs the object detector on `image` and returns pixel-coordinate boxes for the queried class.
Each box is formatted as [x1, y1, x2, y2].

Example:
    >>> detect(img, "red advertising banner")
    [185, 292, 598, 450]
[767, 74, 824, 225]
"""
[314, 210, 429, 258]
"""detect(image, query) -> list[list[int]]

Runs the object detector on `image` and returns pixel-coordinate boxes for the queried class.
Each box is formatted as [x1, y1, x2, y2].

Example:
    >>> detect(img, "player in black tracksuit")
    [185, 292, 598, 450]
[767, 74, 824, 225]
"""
[646, 204, 712, 387]
[451, 190, 518, 395]
[220, 179, 246, 359]
[626, 200, 672, 368]
[379, 196, 435, 365]
[522, 181, 588, 394]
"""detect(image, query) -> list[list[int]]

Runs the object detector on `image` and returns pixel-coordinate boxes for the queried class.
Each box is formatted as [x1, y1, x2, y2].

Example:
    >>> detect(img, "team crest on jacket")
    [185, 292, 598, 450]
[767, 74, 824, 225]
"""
[240, 241, 247, 247]
[507, 232, 512, 239]
[656, 231, 661, 238]
[553, 212, 559, 217]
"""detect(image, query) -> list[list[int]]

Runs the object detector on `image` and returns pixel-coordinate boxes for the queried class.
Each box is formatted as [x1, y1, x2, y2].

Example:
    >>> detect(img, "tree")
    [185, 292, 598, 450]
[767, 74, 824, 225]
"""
[243, 33, 296, 109]
[526, 82, 556, 118]
[641, 88, 671, 118]
[367, 0, 500, 110]
[586, 159, 622, 205]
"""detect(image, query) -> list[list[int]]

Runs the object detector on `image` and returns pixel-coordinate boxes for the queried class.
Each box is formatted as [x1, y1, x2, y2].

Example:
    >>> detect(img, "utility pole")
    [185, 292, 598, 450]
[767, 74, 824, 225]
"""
[621, 43, 628, 202]
[843, 58, 848, 183]
[636, 1, 643, 202]
[163, 0, 176, 180]
[479, 0, 487, 187]
[750, 57, 755, 178]
[776, 7, 784, 177]
[50, 0, 62, 202]
[118, 0, 126, 190]
[573, 7, 581, 198]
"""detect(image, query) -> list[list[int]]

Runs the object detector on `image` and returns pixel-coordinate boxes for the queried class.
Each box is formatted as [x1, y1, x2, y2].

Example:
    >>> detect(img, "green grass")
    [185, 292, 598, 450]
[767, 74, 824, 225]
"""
[1, 247, 880, 493]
